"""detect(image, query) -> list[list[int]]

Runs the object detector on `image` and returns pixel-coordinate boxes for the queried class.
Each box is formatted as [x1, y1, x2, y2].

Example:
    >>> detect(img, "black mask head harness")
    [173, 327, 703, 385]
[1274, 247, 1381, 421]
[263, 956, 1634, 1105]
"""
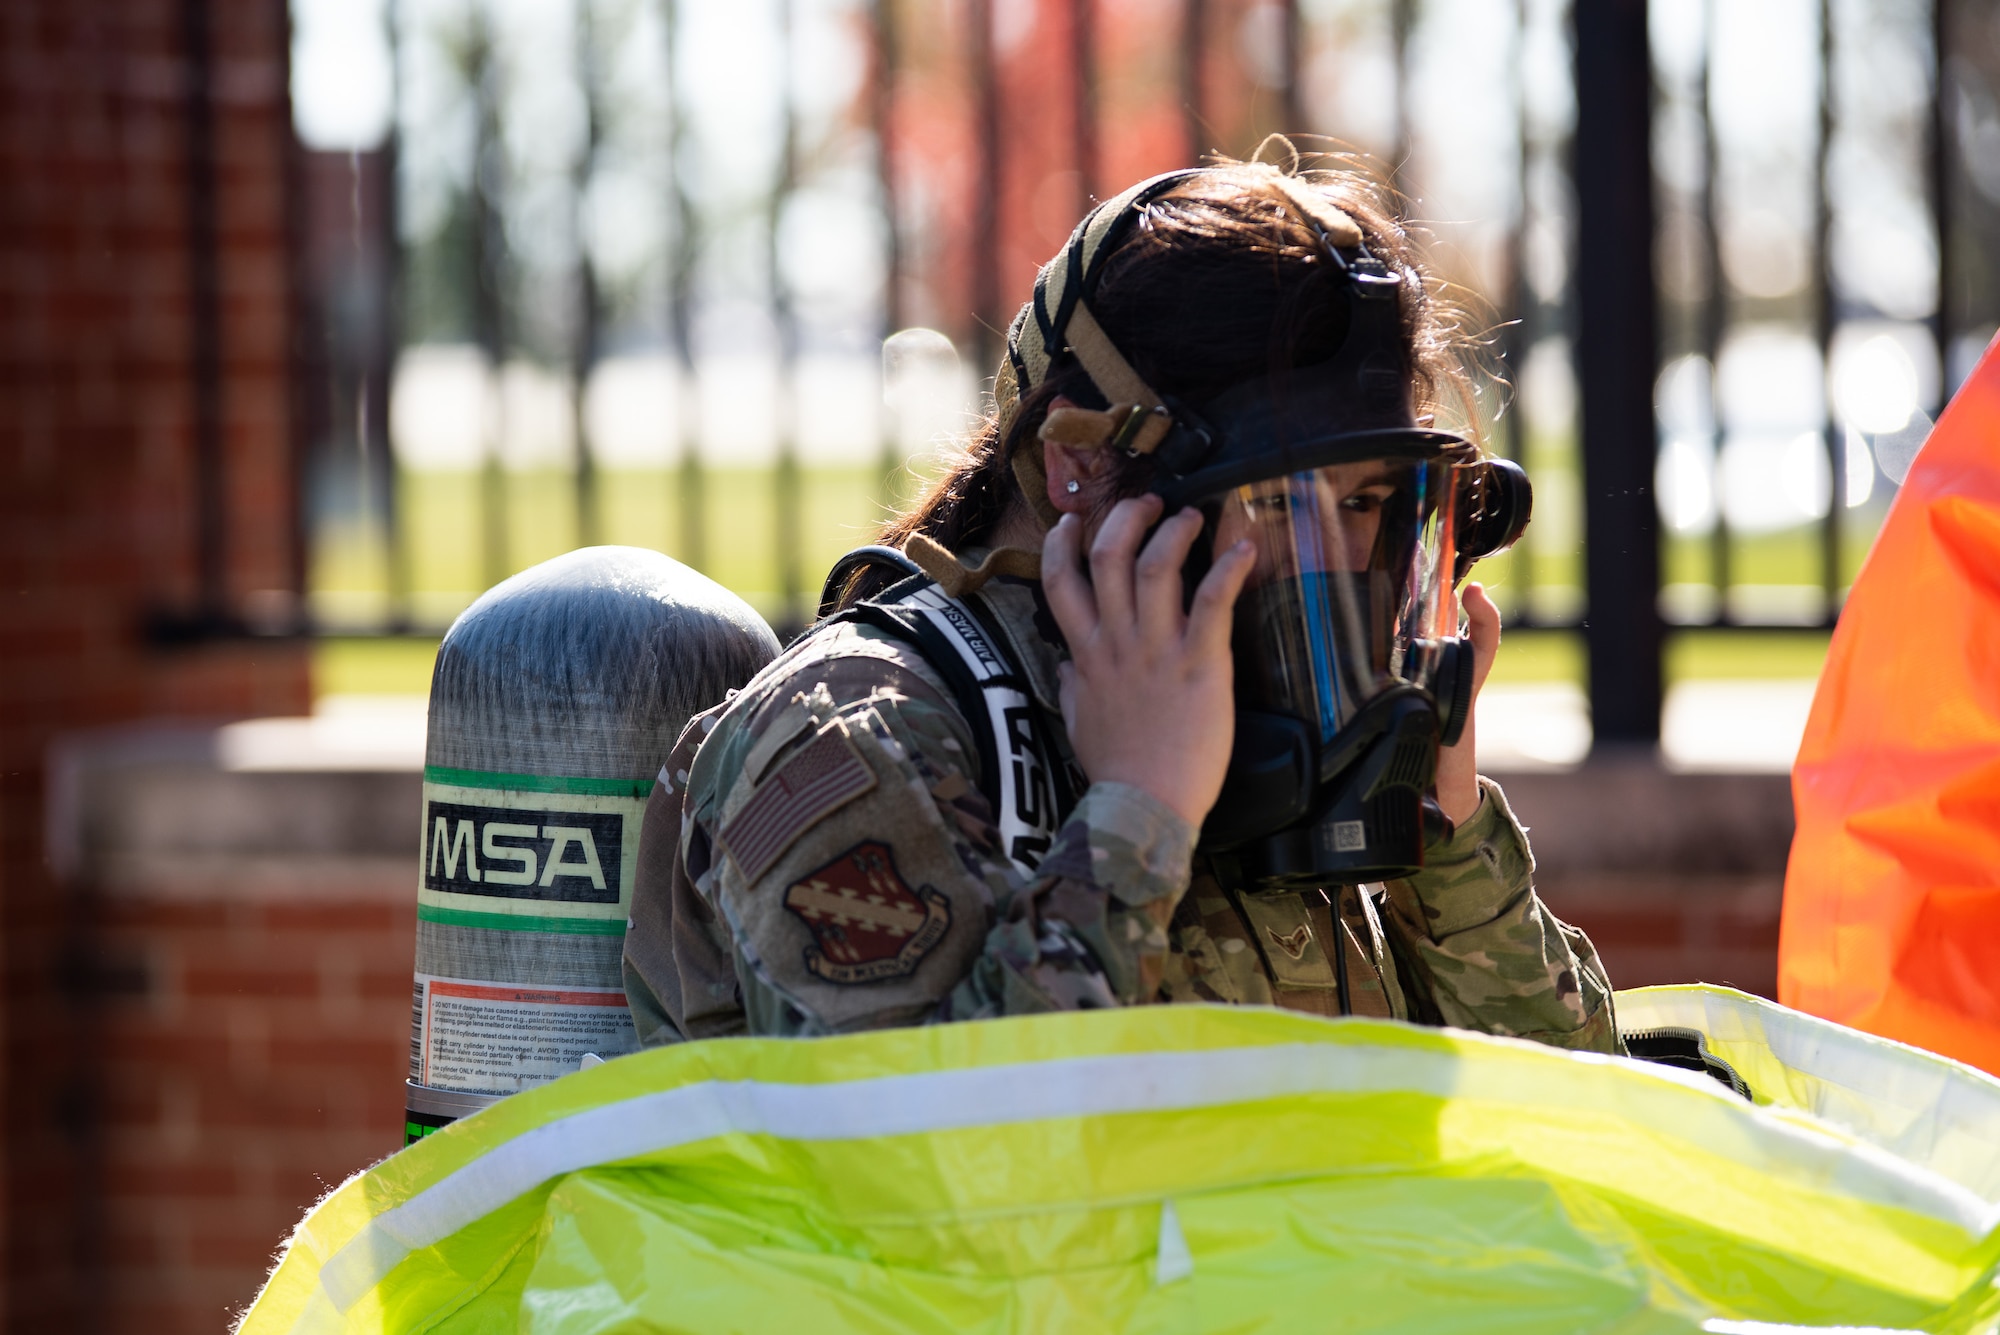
[1001, 165, 1531, 885]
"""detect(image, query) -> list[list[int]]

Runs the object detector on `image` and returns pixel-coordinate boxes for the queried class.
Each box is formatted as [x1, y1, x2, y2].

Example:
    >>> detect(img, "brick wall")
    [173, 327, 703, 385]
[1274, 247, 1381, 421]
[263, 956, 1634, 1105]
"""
[1, 2, 311, 1327]
[55, 746, 420, 1332]
[1538, 873, 1782, 1001]
[1496, 766, 1792, 1002]
[95, 887, 411, 1331]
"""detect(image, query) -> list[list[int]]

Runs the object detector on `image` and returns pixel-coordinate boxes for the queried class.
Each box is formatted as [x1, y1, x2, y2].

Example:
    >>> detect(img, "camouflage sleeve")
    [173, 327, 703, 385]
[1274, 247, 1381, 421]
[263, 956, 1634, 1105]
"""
[941, 781, 1194, 1020]
[1377, 777, 1623, 1054]
[684, 631, 1197, 1037]
[622, 699, 746, 1047]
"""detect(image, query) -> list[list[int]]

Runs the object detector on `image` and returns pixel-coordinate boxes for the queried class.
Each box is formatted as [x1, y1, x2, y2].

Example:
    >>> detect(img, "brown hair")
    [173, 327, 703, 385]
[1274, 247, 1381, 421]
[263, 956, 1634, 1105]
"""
[852, 158, 1487, 606]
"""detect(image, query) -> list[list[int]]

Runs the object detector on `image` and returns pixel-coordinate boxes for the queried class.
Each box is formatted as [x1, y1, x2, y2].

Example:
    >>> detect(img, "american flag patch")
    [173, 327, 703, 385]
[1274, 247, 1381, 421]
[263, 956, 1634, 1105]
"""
[717, 724, 878, 882]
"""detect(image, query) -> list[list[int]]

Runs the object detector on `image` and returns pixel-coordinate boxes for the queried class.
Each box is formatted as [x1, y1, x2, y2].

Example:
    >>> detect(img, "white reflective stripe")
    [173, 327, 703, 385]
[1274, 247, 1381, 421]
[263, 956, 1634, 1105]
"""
[903, 586, 1055, 874]
[298, 1038, 1999, 1327]
[1703, 1323, 1924, 1334]
[907, 586, 1009, 681]
[1620, 988, 2000, 1199]
[977, 682, 1046, 873]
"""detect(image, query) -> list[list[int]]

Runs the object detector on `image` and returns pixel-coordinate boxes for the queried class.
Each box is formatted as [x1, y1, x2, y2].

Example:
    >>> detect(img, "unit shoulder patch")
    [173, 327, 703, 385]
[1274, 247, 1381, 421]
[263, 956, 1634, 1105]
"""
[718, 723, 877, 883]
[782, 841, 951, 985]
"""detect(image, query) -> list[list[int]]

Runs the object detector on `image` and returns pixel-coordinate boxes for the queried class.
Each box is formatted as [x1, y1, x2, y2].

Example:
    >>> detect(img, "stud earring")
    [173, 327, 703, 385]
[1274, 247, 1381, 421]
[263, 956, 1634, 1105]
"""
[1065, 480, 1080, 495]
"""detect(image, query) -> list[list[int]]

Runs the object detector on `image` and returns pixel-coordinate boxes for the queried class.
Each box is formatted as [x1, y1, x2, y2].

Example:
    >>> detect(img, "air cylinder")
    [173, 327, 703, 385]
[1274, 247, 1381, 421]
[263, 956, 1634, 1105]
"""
[406, 546, 778, 1142]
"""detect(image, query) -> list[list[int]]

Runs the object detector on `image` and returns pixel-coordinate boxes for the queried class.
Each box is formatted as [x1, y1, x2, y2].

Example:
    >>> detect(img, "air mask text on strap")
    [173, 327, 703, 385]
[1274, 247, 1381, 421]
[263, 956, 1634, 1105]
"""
[901, 586, 1063, 874]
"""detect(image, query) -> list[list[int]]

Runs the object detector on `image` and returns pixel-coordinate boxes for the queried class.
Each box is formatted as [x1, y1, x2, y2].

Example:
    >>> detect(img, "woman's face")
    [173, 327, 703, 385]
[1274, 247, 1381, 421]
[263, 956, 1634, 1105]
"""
[1212, 461, 1401, 583]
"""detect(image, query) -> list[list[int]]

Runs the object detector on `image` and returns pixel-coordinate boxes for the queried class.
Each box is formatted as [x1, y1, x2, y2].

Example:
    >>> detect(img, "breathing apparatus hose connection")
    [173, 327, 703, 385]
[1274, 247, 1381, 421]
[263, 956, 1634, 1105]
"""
[1452, 457, 1534, 585]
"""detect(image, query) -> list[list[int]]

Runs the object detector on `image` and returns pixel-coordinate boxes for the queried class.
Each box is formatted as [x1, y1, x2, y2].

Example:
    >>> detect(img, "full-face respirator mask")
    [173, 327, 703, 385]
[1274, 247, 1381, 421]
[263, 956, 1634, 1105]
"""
[999, 166, 1531, 887]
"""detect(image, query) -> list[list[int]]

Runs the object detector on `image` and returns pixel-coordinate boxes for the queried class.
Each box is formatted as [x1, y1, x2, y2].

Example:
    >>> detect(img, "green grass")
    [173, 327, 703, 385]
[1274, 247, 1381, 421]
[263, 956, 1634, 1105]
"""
[311, 461, 1847, 700]
[1480, 629, 1830, 686]
[1484, 630, 1585, 686]
[316, 637, 442, 697]
[1664, 520, 1884, 590]
[311, 464, 902, 699]
[312, 465, 900, 624]
[1666, 630, 1830, 680]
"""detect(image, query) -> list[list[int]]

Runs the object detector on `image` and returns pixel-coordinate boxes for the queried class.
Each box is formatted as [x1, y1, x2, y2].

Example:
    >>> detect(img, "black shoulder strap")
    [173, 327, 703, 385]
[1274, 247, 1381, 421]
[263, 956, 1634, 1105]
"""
[821, 576, 1071, 874]
[815, 545, 924, 622]
[826, 591, 997, 796]
[957, 587, 1082, 825]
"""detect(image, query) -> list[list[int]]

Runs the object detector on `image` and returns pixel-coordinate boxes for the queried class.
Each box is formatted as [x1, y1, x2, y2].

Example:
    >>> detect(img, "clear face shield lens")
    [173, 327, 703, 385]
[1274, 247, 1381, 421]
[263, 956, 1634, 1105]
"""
[1223, 458, 1457, 743]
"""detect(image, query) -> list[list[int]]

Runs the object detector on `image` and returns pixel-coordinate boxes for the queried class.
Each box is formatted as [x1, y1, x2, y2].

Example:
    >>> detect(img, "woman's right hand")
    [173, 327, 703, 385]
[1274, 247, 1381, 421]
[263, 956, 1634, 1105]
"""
[1041, 496, 1258, 829]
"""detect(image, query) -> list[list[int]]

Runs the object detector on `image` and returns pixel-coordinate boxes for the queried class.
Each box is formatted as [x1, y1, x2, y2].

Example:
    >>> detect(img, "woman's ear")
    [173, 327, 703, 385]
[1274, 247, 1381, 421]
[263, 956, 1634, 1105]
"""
[1042, 397, 1116, 515]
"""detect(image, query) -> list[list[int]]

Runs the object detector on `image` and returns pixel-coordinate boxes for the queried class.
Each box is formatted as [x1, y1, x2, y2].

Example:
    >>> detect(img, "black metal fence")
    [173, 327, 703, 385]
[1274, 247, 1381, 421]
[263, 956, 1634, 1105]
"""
[267, 0, 2000, 741]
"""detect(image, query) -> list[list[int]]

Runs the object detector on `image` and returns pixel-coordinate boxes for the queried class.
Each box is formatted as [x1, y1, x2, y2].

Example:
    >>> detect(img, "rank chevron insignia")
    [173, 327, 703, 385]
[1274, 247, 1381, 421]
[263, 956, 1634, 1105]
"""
[1268, 923, 1312, 961]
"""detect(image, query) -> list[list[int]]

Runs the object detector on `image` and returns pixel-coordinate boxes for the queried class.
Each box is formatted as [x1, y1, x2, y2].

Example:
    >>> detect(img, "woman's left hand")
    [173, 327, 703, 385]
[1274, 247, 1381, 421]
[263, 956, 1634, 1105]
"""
[1435, 582, 1499, 826]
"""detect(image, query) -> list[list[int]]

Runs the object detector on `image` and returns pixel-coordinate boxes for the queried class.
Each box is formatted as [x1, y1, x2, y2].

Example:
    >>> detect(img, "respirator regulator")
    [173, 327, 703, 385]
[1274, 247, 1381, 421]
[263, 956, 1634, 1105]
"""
[1000, 166, 1532, 889]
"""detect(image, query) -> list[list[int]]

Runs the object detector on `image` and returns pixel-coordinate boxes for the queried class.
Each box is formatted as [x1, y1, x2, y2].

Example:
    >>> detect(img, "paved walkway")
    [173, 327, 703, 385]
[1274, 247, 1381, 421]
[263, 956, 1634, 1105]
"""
[1480, 680, 1818, 773]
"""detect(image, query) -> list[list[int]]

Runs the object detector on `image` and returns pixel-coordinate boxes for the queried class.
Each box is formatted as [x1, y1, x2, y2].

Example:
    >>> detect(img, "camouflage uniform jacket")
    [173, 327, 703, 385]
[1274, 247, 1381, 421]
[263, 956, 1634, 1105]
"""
[621, 576, 1622, 1053]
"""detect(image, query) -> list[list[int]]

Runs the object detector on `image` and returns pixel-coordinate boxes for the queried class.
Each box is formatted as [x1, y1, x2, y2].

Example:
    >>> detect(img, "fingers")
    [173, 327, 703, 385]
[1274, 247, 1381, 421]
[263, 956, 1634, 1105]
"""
[1134, 508, 1205, 637]
[1085, 495, 1162, 634]
[1186, 538, 1257, 663]
[1041, 514, 1098, 646]
[1461, 582, 1501, 697]
[1435, 585, 1488, 820]
[1047, 497, 1236, 673]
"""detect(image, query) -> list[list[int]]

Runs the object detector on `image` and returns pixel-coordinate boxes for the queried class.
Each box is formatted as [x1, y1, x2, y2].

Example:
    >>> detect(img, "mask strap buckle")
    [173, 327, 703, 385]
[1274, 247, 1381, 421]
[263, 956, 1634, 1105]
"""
[1064, 301, 1175, 456]
[1110, 405, 1172, 456]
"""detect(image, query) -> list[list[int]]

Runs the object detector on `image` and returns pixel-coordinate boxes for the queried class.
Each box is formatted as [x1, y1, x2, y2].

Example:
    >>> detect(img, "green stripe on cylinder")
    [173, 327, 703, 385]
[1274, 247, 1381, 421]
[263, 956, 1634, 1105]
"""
[421, 766, 655, 798]
[418, 904, 630, 936]
[412, 546, 779, 1105]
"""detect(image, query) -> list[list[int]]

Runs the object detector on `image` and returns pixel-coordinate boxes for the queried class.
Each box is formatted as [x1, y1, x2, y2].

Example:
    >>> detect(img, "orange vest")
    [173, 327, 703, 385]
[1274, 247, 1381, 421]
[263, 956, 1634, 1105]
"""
[1780, 340, 2000, 1074]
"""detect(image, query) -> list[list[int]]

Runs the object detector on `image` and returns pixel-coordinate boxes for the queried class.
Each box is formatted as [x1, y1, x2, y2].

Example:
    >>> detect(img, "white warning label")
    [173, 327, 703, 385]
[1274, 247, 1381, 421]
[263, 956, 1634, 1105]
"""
[412, 975, 636, 1095]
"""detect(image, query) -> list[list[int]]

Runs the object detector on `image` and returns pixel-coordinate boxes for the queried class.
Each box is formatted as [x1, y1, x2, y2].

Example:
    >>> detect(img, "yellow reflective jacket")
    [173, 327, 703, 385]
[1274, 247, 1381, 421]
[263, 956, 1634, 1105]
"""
[242, 985, 2000, 1334]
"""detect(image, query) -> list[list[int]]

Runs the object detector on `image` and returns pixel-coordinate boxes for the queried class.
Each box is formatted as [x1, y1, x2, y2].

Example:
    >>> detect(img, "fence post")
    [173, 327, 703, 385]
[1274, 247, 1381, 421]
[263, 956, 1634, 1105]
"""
[181, 0, 227, 626]
[1572, 0, 1663, 749]
[1180, 0, 1206, 162]
[1931, 0, 1953, 407]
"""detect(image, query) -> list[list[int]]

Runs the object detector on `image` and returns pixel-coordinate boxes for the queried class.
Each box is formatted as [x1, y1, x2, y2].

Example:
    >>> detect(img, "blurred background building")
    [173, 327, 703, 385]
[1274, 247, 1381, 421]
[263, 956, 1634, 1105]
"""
[5, 0, 2000, 1327]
